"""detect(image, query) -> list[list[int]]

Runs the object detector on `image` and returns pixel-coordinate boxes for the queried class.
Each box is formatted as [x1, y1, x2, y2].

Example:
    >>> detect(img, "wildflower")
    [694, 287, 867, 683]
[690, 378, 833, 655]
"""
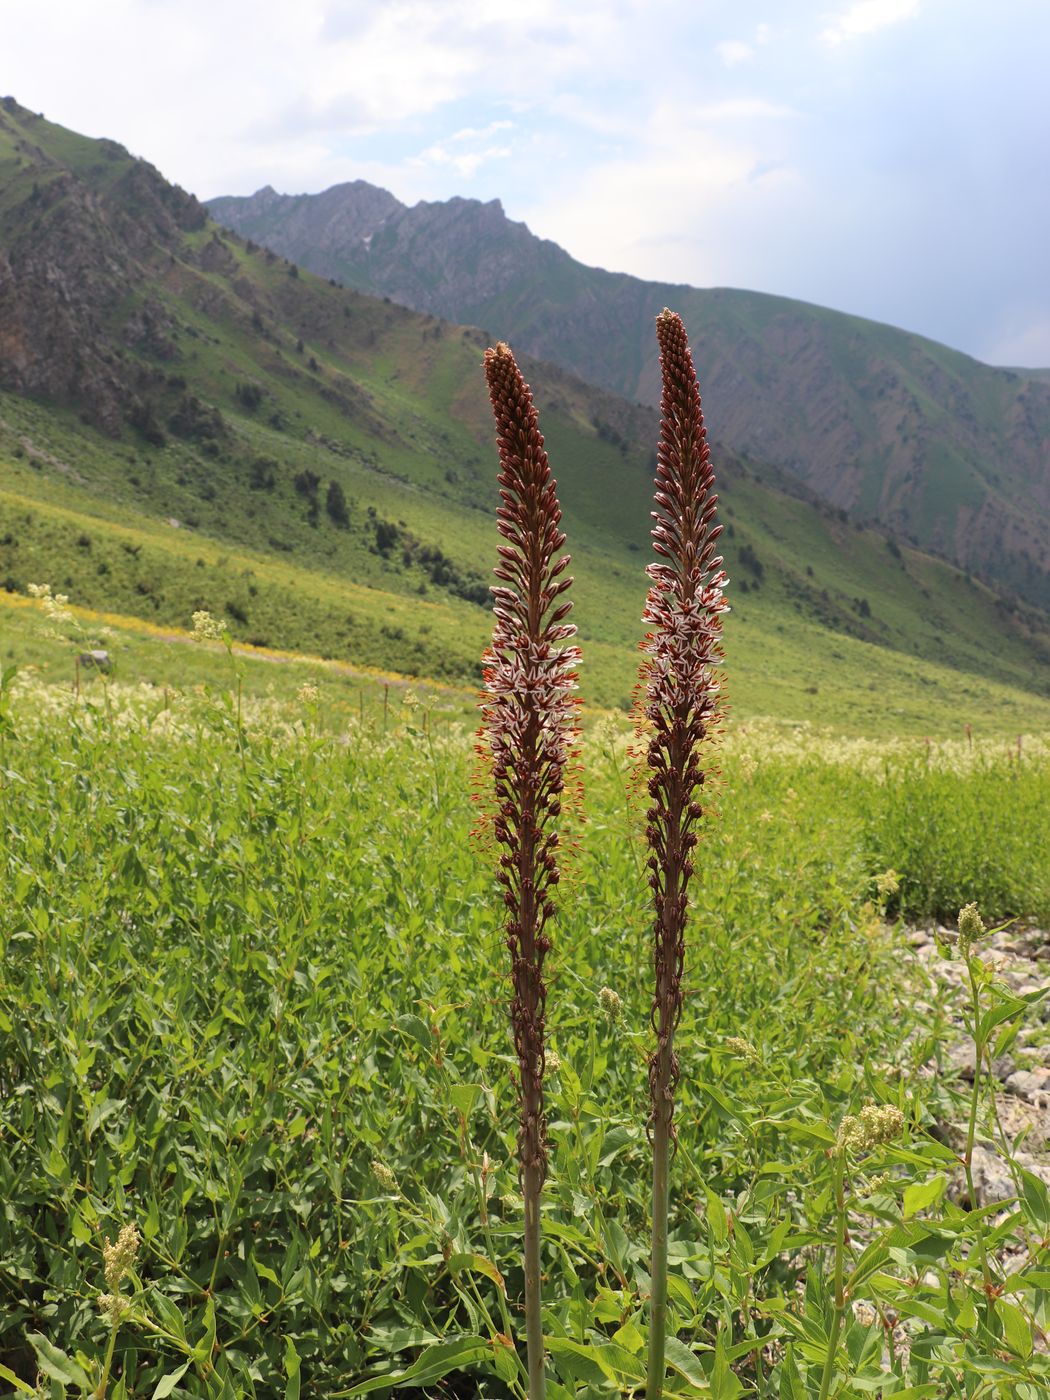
[598, 986, 623, 1025]
[863, 1172, 893, 1196]
[27, 582, 74, 627]
[98, 1293, 130, 1324]
[545, 1048, 561, 1073]
[958, 902, 986, 954]
[296, 681, 319, 706]
[191, 609, 226, 642]
[479, 340, 580, 1397]
[875, 869, 900, 901]
[102, 1222, 140, 1291]
[724, 1036, 760, 1065]
[371, 1160, 398, 1193]
[837, 1104, 904, 1154]
[639, 310, 728, 1397]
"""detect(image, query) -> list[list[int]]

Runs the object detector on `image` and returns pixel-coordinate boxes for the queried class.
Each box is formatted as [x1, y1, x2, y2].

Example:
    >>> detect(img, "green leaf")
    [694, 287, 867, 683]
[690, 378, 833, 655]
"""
[703, 1185, 729, 1245]
[996, 1298, 1033, 1359]
[664, 1336, 709, 1390]
[395, 1013, 432, 1050]
[26, 1336, 91, 1392]
[710, 1329, 744, 1399]
[284, 1337, 301, 1400]
[151, 1362, 190, 1399]
[778, 1345, 807, 1400]
[0, 1362, 36, 1395]
[448, 1082, 481, 1117]
[334, 1335, 491, 1396]
[447, 1252, 505, 1293]
[902, 1173, 946, 1220]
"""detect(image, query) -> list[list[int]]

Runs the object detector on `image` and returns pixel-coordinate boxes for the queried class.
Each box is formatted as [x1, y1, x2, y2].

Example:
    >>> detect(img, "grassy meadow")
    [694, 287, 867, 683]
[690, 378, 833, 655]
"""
[2, 620, 1049, 1396]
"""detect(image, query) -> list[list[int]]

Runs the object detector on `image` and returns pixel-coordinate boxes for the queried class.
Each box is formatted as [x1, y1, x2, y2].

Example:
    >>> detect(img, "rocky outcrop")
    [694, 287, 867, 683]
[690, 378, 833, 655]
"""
[0, 98, 203, 435]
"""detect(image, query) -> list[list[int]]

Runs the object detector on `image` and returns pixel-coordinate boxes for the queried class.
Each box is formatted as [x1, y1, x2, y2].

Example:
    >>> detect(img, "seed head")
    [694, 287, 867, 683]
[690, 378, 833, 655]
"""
[724, 1036, 760, 1065]
[958, 902, 986, 952]
[598, 986, 623, 1025]
[371, 1160, 398, 1193]
[98, 1293, 130, 1325]
[837, 1104, 904, 1154]
[102, 1223, 140, 1291]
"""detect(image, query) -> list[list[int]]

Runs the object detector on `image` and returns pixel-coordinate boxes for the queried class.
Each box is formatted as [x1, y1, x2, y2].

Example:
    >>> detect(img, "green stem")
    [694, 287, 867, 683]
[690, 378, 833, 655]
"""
[817, 1152, 847, 1400]
[522, 1162, 545, 1400]
[963, 956, 993, 1292]
[93, 1319, 120, 1400]
[646, 1107, 670, 1400]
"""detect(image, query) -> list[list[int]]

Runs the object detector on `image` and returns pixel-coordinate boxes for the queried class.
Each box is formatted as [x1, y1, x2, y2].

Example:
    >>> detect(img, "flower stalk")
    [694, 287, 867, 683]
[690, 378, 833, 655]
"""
[639, 310, 728, 1399]
[479, 342, 581, 1400]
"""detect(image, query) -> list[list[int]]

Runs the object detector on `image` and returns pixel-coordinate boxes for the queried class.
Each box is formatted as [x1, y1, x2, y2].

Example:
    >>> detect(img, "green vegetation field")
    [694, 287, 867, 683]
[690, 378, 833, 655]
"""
[2, 643, 1049, 1397]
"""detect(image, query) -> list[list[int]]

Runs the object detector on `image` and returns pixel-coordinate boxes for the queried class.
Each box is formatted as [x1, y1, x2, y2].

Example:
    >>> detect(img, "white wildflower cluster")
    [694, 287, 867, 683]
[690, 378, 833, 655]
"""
[296, 681, 320, 706]
[191, 610, 227, 643]
[27, 582, 75, 628]
[5, 675, 307, 745]
[720, 719, 1050, 779]
[837, 1103, 904, 1154]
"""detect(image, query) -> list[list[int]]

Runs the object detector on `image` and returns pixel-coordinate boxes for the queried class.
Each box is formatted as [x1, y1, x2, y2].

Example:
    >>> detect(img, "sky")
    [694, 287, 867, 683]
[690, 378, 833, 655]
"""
[5, 0, 1049, 366]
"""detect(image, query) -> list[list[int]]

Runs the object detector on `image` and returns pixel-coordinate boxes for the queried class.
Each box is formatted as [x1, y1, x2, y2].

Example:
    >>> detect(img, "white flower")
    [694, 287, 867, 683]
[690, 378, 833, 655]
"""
[191, 610, 226, 643]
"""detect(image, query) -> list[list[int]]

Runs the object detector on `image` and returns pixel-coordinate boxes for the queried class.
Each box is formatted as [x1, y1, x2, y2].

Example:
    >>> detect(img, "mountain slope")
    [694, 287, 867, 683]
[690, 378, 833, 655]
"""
[208, 181, 1050, 610]
[1, 97, 1049, 732]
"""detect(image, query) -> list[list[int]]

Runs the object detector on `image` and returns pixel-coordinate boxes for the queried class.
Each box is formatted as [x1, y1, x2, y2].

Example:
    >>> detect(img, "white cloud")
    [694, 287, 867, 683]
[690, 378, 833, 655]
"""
[716, 40, 754, 66]
[449, 121, 514, 142]
[820, 0, 920, 45]
[416, 142, 513, 180]
[982, 314, 1050, 369]
[522, 99, 800, 286]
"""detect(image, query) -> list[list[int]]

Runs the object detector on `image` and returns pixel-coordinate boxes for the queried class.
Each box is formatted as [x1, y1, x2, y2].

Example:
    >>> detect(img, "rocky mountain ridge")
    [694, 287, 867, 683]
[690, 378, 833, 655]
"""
[209, 180, 1050, 609]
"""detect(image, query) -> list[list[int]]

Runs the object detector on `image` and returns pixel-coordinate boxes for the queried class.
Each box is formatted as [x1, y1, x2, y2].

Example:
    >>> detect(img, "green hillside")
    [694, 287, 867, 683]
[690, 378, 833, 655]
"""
[1, 97, 1050, 733]
[208, 182, 1050, 609]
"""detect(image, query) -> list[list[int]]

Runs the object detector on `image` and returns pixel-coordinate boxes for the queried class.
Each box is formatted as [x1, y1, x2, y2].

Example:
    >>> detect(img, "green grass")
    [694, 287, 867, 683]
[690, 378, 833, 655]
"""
[1, 676, 1047, 1396]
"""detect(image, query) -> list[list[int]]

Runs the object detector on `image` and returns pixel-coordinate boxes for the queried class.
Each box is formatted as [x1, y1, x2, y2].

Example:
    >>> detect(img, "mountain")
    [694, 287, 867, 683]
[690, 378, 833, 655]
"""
[208, 182, 1050, 611]
[2, 96, 1050, 732]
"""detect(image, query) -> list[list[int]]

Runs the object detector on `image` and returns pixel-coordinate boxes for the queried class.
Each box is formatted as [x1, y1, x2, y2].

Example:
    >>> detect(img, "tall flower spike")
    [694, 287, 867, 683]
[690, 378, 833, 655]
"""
[640, 310, 728, 1400]
[480, 342, 580, 1400]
